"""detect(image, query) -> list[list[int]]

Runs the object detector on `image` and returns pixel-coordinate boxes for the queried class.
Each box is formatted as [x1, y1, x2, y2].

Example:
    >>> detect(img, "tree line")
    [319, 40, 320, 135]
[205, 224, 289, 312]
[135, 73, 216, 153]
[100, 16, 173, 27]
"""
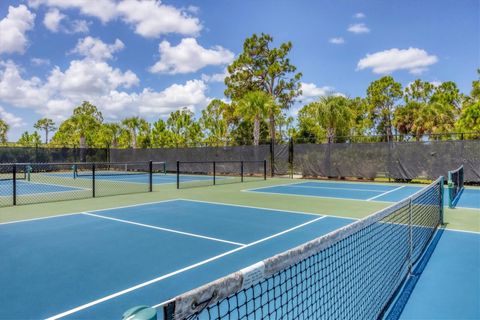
[0, 33, 479, 148]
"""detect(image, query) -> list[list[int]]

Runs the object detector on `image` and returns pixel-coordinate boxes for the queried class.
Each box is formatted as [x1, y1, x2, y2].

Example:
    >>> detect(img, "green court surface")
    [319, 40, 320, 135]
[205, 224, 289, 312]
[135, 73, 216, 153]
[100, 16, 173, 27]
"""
[1, 177, 478, 233]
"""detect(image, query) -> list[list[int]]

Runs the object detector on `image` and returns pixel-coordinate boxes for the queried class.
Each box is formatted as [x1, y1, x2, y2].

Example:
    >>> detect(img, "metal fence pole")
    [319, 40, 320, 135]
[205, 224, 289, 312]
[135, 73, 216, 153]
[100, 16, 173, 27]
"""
[12, 164, 17, 206]
[92, 163, 96, 198]
[264, 160, 267, 180]
[213, 161, 216, 185]
[241, 161, 244, 182]
[149, 160, 153, 192]
[176, 161, 180, 189]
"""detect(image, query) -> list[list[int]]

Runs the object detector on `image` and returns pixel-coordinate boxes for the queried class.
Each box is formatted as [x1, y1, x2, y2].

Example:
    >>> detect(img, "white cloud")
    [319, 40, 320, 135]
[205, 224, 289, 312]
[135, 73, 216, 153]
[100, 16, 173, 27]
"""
[0, 58, 209, 121]
[29, 0, 117, 23]
[329, 37, 345, 44]
[0, 106, 25, 128]
[299, 82, 336, 103]
[150, 38, 234, 74]
[43, 8, 89, 34]
[354, 12, 366, 19]
[137, 80, 209, 115]
[348, 23, 370, 34]
[31, 58, 51, 66]
[43, 8, 64, 32]
[117, 0, 202, 38]
[357, 48, 438, 74]
[0, 5, 36, 54]
[72, 37, 125, 61]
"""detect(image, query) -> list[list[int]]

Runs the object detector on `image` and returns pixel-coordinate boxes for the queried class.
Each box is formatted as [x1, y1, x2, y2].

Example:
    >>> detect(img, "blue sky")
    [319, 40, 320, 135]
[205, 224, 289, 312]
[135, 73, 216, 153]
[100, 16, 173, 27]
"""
[0, 0, 478, 140]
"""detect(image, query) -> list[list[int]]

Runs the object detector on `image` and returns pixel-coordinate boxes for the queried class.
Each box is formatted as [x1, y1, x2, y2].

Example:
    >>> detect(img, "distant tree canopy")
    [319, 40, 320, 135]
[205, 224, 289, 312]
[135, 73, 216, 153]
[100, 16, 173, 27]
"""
[0, 35, 478, 147]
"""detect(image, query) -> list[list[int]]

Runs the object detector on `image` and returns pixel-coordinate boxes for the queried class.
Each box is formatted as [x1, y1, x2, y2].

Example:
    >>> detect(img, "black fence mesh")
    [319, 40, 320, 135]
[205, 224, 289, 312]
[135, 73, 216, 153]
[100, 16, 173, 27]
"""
[0, 147, 108, 164]
[0, 162, 152, 207]
[177, 161, 267, 189]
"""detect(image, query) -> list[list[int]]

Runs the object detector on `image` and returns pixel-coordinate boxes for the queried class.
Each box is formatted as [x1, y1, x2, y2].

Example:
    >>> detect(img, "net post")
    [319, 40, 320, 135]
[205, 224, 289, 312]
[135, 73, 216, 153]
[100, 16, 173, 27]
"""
[241, 161, 244, 182]
[12, 164, 17, 206]
[163, 161, 167, 175]
[149, 160, 153, 192]
[213, 161, 216, 185]
[447, 171, 453, 208]
[263, 160, 267, 180]
[92, 163, 96, 198]
[440, 176, 444, 225]
[176, 161, 180, 189]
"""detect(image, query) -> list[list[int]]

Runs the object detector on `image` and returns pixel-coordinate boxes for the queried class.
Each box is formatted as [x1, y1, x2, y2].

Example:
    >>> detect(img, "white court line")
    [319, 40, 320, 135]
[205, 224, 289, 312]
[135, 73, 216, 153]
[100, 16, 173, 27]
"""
[45, 215, 327, 320]
[286, 185, 397, 193]
[366, 186, 407, 201]
[0, 199, 181, 225]
[242, 188, 392, 204]
[179, 198, 355, 221]
[82, 212, 245, 247]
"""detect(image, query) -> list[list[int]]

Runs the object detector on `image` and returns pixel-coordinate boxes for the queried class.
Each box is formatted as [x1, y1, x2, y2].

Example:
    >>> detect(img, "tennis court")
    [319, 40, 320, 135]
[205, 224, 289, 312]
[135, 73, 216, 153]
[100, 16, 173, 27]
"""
[0, 160, 479, 320]
[0, 180, 85, 196]
[0, 199, 354, 319]
[246, 180, 480, 209]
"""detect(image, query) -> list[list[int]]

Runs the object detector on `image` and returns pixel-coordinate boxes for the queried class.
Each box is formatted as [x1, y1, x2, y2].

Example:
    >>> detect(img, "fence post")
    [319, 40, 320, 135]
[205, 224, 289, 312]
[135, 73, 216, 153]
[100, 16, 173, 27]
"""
[270, 138, 275, 177]
[92, 163, 96, 198]
[241, 161, 244, 182]
[149, 160, 153, 192]
[213, 161, 216, 185]
[288, 138, 294, 179]
[264, 160, 267, 180]
[12, 164, 17, 206]
[176, 161, 180, 189]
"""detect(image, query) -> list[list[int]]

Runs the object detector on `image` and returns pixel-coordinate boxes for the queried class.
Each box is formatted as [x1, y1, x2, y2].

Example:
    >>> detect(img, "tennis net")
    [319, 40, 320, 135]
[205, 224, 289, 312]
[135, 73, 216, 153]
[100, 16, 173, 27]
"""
[0, 164, 28, 181]
[448, 165, 464, 208]
[161, 177, 443, 320]
[74, 161, 166, 177]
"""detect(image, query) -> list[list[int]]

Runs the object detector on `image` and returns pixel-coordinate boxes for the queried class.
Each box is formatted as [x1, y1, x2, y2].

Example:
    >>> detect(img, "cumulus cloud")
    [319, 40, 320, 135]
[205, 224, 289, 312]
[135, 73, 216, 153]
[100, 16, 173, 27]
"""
[0, 5, 36, 54]
[0, 106, 25, 128]
[117, 0, 202, 38]
[0, 58, 209, 121]
[329, 37, 345, 44]
[29, 0, 117, 23]
[72, 37, 125, 61]
[30, 0, 202, 38]
[348, 23, 370, 34]
[43, 8, 89, 34]
[299, 82, 337, 103]
[150, 38, 234, 74]
[354, 12, 366, 19]
[43, 8, 64, 32]
[357, 48, 438, 74]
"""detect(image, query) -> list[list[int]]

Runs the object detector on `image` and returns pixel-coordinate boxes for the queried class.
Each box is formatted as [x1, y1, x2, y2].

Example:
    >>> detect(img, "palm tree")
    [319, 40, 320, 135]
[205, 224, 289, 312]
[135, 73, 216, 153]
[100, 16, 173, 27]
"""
[34, 118, 56, 144]
[71, 101, 103, 148]
[122, 116, 148, 148]
[312, 96, 352, 143]
[0, 119, 9, 144]
[236, 91, 273, 145]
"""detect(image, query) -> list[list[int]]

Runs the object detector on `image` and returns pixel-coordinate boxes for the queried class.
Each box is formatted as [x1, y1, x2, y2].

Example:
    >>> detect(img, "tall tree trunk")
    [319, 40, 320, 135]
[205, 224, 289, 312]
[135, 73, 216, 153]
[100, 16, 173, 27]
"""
[132, 130, 137, 148]
[45, 128, 48, 144]
[253, 116, 260, 146]
[327, 127, 335, 144]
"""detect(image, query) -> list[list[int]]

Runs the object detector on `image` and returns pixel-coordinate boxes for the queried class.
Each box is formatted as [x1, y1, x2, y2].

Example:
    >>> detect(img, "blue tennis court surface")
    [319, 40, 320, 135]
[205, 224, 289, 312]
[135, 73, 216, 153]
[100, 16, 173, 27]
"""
[0, 199, 353, 319]
[247, 181, 480, 209]
[0, 180, 84, 196]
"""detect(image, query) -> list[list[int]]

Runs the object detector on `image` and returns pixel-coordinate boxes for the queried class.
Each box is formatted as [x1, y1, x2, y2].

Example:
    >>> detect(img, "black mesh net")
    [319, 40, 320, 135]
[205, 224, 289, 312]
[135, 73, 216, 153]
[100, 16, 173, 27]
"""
[163, 178, 443, 320]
